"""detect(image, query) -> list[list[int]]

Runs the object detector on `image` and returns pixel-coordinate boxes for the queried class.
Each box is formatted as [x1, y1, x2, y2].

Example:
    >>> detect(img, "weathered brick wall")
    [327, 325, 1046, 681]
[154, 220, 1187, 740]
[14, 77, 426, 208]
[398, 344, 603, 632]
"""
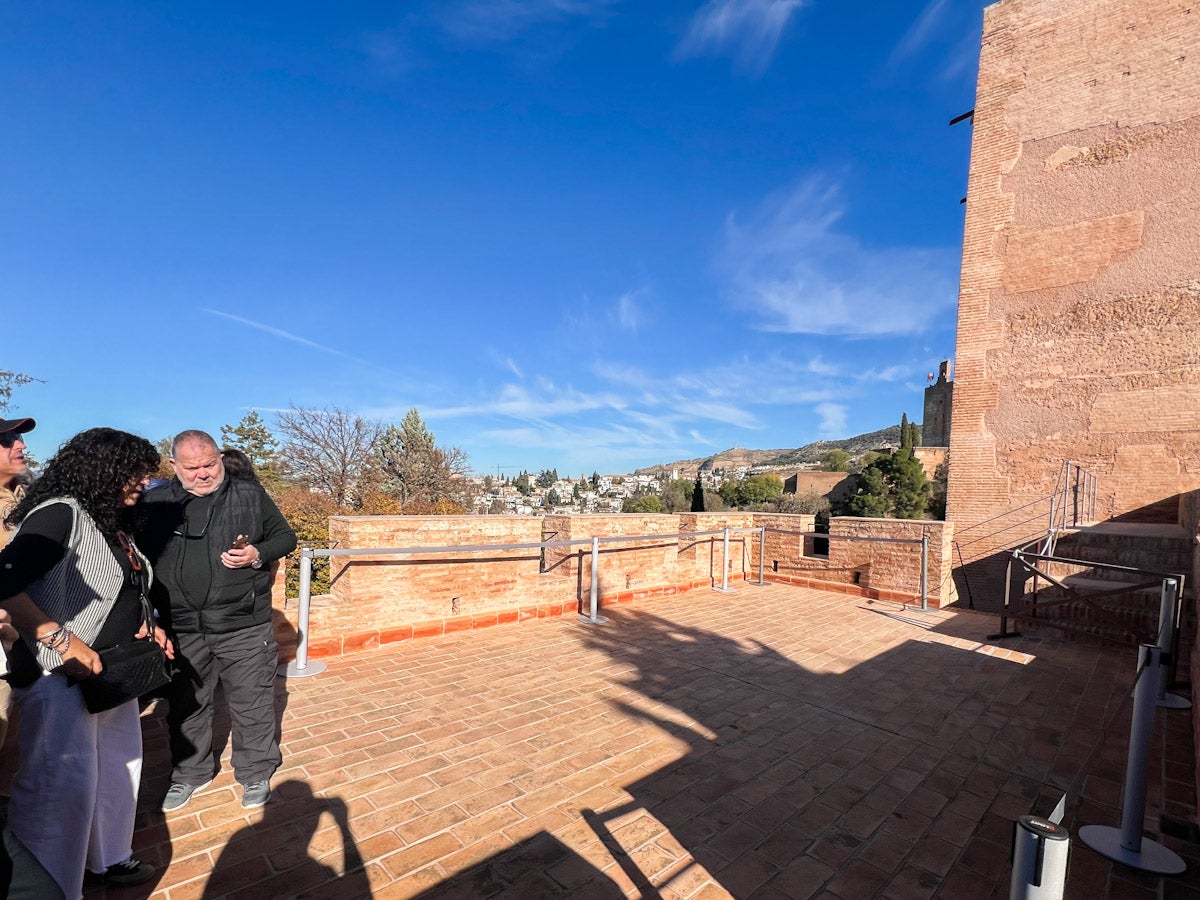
[1186, 489, 1200, 818]
[679, 512, 757, 588]
[913, 447, 947, 481]
[830, 518, 955, 607]
[543, 513, 746, 601]
[755, 513, 820, 576]
[947, 0, 1200, 604]
[285, 512, 955, 656]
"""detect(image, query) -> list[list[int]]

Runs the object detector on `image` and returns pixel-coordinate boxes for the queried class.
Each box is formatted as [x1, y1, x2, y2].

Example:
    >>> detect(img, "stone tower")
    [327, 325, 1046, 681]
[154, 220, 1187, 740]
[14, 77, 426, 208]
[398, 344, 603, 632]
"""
[946, 0, 1200, 600]
[922, 360, 953, 448]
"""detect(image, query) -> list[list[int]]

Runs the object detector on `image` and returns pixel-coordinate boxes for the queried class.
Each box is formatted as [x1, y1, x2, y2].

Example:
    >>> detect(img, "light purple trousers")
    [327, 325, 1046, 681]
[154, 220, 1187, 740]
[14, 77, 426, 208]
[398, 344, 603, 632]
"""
[10, 673, 141, 899]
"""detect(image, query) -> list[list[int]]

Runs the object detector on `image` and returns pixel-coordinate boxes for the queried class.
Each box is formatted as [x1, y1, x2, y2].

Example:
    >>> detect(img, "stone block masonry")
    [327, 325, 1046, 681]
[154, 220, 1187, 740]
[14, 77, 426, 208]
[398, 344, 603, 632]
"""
[946, 0, 1200, 601]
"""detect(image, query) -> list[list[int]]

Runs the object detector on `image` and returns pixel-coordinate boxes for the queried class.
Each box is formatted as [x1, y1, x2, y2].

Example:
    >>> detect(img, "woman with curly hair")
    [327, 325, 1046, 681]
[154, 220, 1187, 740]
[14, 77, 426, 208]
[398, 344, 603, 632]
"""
[0, 427, 174, 898]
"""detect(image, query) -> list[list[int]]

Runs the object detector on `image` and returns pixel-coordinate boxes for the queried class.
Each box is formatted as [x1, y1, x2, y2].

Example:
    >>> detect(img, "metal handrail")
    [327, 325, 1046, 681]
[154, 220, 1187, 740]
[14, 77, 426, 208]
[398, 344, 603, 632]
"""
[1046, 461, 1099, 555]
[995, 546, 1188, 683]
[287, 524, 933, 675]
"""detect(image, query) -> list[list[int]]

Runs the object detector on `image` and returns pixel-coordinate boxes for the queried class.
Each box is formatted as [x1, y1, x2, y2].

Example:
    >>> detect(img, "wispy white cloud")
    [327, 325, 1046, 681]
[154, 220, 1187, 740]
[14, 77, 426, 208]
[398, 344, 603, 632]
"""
[857, 365, 911, 384]
[419, 380, 627, 420]
[436, 0, 617, 43]
[202, 309, 374, 365]
[889, 0, 949, 65]
[815, 402, 847, 438]
[480, 420, 694, 469]
[614, 289, 643, 331]
[719, 176, 959, 336]
[488, 350, 524, 378]
[939, 30, 979, 83]
[675, 0, 808, 74]
[886, 0, 981, 85]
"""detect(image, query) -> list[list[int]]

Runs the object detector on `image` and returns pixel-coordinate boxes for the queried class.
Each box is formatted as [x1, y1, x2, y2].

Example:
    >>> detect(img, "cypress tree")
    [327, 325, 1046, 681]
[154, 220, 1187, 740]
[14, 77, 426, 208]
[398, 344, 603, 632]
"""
[690, 476, 706, 512]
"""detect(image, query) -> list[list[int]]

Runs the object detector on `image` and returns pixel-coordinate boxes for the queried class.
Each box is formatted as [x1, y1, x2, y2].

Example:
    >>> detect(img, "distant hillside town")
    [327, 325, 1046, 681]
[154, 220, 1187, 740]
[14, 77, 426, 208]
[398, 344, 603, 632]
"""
[468, 420, 926, 517]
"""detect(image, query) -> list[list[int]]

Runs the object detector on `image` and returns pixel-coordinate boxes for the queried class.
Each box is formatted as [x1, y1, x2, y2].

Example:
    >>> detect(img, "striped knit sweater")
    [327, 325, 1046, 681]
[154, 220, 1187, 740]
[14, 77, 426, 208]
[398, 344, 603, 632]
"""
[12, 497, 151, 672]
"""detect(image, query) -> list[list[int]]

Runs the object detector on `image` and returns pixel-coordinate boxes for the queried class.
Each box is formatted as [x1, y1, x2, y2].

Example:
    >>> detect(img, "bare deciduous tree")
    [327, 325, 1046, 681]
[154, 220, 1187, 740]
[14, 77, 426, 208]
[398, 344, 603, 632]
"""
[0, 369, 37, 414]
[275, 405, 382, 506]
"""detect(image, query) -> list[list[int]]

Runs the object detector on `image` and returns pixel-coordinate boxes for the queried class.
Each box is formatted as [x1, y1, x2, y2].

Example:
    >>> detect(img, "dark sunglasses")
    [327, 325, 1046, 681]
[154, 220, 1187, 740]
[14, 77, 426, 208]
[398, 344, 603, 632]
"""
[0, 432, 25, 448]
[115, 528, 144, 578]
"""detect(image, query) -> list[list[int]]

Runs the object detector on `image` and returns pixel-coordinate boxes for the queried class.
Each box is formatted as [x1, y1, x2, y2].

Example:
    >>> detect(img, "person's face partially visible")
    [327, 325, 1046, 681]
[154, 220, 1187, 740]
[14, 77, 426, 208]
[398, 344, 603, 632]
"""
[171, 439, 225, 497]
[119, 473, 152, 507]
[0, 431, 28, 488]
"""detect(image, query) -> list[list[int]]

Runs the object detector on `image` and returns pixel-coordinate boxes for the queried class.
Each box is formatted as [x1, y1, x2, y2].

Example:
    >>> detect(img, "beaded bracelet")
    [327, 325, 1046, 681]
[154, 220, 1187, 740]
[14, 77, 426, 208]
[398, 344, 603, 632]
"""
[37, 625, 72, 654]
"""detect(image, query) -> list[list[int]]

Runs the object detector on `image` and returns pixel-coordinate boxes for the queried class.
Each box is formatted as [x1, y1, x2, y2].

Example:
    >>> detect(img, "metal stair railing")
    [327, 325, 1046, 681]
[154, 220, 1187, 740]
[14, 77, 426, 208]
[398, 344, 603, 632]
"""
[993, 540, 1189, 687]
[1045, 461, 1098, 556]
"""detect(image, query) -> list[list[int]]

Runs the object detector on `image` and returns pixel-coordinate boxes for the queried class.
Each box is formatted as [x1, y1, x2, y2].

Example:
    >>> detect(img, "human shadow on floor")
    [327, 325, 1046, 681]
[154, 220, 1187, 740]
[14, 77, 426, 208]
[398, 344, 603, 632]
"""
[201, 780, 367, 899]
[120, 664, 294, 898]
[414, 829, 624, 899]
[413, 602, 1134, 897]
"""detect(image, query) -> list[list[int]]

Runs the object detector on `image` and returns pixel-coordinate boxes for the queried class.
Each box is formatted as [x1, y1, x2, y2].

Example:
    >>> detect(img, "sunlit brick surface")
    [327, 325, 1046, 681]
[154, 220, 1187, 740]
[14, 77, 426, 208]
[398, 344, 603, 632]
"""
[103, 584, 1194, 898]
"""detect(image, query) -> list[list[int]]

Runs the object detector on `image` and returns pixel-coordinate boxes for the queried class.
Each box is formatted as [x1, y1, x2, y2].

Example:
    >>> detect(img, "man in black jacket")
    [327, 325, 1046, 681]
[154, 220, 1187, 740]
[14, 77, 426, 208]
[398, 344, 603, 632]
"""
[140, 429, 296, 812]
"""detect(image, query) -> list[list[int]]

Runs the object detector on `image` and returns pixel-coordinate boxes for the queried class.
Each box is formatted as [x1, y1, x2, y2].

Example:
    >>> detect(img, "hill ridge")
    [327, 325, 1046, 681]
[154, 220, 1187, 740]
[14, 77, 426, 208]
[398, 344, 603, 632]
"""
[634, 425, 904, 477]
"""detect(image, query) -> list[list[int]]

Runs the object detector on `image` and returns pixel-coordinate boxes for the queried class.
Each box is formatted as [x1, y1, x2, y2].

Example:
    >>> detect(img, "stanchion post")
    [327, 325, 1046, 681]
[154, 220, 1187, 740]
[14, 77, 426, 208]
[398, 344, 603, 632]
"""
[920, 534, 929, 611]
[1010, 815, 1069, 899]
[1154, 578, 1189, 708]
[1079, 645, 1185, 873]
[990, 551, 1018, 640]
[283, 547, 327, 678]
[757, 527, 766, 585]
[713, 527, 735, 593]
[722, 527, 729, 591]
[579, 536, 607, 624]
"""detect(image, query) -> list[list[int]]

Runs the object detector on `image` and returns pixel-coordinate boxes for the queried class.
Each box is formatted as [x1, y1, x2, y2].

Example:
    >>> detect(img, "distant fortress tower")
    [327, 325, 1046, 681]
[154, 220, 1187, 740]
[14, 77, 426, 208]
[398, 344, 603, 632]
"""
[922, 360, 953, 448]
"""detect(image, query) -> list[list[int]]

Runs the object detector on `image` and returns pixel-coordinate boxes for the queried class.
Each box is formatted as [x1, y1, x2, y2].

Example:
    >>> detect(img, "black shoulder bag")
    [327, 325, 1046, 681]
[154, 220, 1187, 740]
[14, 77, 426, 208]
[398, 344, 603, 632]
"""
[77, 534, 173, 714]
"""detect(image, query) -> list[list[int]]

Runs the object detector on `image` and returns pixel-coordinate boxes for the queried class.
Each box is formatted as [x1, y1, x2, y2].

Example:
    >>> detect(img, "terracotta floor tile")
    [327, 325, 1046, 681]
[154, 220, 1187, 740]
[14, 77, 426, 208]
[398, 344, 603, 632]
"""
[46, 584, 1189, 900]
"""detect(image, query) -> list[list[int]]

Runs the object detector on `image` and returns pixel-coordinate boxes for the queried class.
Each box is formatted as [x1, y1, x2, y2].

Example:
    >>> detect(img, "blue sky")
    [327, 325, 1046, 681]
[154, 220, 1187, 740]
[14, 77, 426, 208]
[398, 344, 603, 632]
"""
[4, 0, 986, 477]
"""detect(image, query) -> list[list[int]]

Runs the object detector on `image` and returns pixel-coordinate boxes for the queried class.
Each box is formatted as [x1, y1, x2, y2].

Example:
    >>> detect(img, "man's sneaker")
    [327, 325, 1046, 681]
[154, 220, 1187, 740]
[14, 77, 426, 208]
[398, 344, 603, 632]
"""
[161, 780, 212, 812]
[89, 857, 155, 887]
[242, 780, 271, 809]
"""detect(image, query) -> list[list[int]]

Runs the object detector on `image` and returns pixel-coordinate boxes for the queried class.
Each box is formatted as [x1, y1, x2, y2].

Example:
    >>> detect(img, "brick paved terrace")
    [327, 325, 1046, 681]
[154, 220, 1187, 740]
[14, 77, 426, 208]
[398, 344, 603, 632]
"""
[90, 584, 1195, 899]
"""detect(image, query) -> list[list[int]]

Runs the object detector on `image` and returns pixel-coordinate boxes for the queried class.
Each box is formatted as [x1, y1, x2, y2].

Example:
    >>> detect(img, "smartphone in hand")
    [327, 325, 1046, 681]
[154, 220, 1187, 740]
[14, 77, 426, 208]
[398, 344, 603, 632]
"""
[231, 535, 249, 550]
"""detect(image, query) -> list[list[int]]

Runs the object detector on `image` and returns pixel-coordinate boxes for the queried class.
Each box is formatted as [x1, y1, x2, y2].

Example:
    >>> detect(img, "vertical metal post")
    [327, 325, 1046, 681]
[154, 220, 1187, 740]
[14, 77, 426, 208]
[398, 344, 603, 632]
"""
[920, 534, 929, 611]
[1010, 815, 1069, 899]
[1157, 578, 1178, 650]
[757, 527, 766, 585]
[1154, 578, 1189, 709]
[1072, 465, 1081, 526]
[1000, 553, 1012, 636]
[579, 536, 607, 624]
[1065, 465, 1075, 535]
[283, 547, 327, 677]
[1079, 645, 1186, 873]
[1120, 648, 1156, 850]
[990, 551, 1018, 640]
[721, 527, 730, 591]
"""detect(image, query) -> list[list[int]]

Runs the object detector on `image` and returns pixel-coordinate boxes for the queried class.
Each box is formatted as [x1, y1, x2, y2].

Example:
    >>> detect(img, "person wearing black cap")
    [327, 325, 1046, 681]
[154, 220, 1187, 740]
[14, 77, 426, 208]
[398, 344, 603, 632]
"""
[0, 417, 35, 547]
[0, 417, 34, 771]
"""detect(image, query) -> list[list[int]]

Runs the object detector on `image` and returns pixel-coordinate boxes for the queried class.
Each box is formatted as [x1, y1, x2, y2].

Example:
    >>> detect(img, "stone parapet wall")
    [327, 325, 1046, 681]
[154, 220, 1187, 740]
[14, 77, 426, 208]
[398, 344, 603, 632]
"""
[277, 513, 953, 658]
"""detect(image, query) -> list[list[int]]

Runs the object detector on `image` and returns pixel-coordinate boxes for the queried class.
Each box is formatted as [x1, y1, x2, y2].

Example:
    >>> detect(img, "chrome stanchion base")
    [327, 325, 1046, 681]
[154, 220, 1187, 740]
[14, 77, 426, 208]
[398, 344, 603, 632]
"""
[712, 587, 737, 594]
[1079, 825, 1186, 874]
[280, 659, 328, 678]
[578, 614, 609, 625]
[1157, 693, 1192, 710]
